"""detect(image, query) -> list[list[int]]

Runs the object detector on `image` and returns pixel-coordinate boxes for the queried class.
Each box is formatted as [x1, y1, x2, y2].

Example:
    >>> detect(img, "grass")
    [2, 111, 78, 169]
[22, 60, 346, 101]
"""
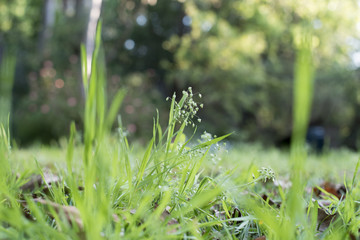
[0, 50, 16, 131]
[0, 21, 360, 239]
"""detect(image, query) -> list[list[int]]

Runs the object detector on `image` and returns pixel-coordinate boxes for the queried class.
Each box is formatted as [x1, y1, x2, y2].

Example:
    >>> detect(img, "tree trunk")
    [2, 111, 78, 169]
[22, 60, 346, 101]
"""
[85, 0, 103, 79]
[38, 0, 57, 57]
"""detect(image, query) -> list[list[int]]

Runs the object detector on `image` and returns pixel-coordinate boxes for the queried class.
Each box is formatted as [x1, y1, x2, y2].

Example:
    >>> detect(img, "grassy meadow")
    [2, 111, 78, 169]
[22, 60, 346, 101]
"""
[1, 23, 360, 240]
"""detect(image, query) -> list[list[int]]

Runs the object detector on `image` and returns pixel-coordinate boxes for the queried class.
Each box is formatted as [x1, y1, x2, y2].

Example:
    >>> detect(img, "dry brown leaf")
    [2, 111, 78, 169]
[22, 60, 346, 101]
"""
[20, 172, 61, 192]
[314, 182, 346, 200]
[160, 206, 179, 233]
[20, 175, 43, 192]
[34, 198, 83, 229]
[316, 200, 337, 232]
[254, 236, 266, 240]
[229, 208, 242, 226]
[261, 194, 281, 208]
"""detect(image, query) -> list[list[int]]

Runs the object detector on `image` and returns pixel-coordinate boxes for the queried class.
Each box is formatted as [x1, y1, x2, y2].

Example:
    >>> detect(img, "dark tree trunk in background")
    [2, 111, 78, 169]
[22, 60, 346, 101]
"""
[38, 0, 57, 57]
[85, 0, 103, 79]
[75, 0, 85, 18]
[344, 105, 360, 150]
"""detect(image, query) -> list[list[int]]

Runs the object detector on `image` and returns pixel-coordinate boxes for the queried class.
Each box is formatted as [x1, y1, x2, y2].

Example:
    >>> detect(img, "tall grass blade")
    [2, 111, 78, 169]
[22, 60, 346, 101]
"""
[135, 139, 154, 189]
[106, 88, 126, 131]
[190, 133, 232, 152]
[0, 51, 16, 129]
[287, 28, 315, 235]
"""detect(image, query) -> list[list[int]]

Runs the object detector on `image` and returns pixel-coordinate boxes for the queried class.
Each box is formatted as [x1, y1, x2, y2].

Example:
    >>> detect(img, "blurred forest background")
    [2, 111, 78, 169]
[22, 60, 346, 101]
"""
[0, 0, 360, 150]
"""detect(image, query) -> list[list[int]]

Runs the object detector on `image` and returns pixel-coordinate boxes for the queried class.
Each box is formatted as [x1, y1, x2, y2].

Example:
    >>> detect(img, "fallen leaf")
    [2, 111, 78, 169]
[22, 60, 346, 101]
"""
[261, 194, 281, 208]
[20, 174, 43, 192]
[229, 207, 242, 225]
[35, 198, 83, 229]
[314, 182, 346, 200]
[254, 236, 266, 240]
[316, 200, 337, 232]
[20, 172, 61, 192]
[160, 206, 179, 233]
[210, 204, 226, 220]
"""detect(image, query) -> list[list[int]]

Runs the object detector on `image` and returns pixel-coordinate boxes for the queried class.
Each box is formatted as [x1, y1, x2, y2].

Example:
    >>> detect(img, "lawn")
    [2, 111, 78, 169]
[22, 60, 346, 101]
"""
[13, 142, 359, 181]
[2, 129, 359, 240]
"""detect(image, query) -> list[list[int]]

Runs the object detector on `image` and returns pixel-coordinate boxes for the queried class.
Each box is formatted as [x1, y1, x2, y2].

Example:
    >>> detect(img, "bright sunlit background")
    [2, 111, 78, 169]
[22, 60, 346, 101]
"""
[0, 0, 360, 150]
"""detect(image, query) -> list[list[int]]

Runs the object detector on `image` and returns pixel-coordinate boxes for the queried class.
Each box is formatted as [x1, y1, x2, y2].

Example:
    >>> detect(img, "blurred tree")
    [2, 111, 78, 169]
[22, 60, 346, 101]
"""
[2, 0, 360, 148]
[0, 0, 43, 138]
[0, 0, 42, 52]
[100, 0, 188, 139]
[5, 0, 88, 144]
[162, 0, 360, 147]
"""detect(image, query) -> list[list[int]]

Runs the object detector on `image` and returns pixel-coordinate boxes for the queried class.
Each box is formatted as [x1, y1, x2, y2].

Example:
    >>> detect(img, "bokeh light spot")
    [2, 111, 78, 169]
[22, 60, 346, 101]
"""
[55, 79, 64, 89]
[142, 0, 157, 6]
[182, 16, 192, 26]
[136, 15, 147, 26]
[67, 97, 77, 107]
[126, 1, 135, 10]
[201, 21, 213, 32]
[127, 124, 137, 133]
[44, 60, 53, 68]
[125, 105, 135, 114]
[124, 39, 135, 50]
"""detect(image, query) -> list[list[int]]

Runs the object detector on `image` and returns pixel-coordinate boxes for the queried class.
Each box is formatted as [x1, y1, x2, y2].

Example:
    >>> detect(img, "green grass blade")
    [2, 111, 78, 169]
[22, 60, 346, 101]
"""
[288, 28, 315, 233]
[181, 148, 210, 194]
[135, 139, 154, 189]
[66, 122, 76, 173]
[173, 187, 222, 218]
[351, 158, 360, 190]
[190, 133, 232, 152]
[165, 94, 177, 152]
[106, 88, 126, 131]
[80, 44, 88, 94]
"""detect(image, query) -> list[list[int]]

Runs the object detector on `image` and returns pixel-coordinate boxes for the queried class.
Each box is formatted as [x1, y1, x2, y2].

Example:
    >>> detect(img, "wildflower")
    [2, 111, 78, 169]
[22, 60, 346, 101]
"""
[168, 87, 203, 128]
[258, 167, 276, 182]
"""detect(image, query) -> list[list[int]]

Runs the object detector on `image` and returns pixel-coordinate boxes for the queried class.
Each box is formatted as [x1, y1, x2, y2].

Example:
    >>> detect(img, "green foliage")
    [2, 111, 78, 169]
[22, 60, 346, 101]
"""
[3, 0, 359, 147]
[0, 0, 42, 48]
[164, 0, 360, 144]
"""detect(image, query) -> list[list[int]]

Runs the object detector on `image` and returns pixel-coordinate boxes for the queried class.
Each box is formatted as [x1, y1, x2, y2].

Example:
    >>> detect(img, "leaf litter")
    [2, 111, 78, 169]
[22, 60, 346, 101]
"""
[10, 164, 359, 240]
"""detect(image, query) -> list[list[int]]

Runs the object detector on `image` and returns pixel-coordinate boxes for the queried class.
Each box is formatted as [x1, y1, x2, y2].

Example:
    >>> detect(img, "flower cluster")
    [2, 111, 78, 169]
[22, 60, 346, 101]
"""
[258, 167, 276, 182]
[200, 131, 227, 164]
[167, 87, 203, 127]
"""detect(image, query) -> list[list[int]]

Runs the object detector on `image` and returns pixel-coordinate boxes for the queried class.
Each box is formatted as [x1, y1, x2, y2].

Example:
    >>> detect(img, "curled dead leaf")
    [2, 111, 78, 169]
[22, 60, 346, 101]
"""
[254, 236, 266, 240]
[313, 181, 346, 200]
[160, 206, 179, 234]
[20, 172, 61, 192]
[19, 198, 83, 230]
[315, 199, 338, 232]
[34, 198, 83, 229]
[261, 194, 281, 208]
[20, 174, 43, 192]
[229, 207, 242, 225]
